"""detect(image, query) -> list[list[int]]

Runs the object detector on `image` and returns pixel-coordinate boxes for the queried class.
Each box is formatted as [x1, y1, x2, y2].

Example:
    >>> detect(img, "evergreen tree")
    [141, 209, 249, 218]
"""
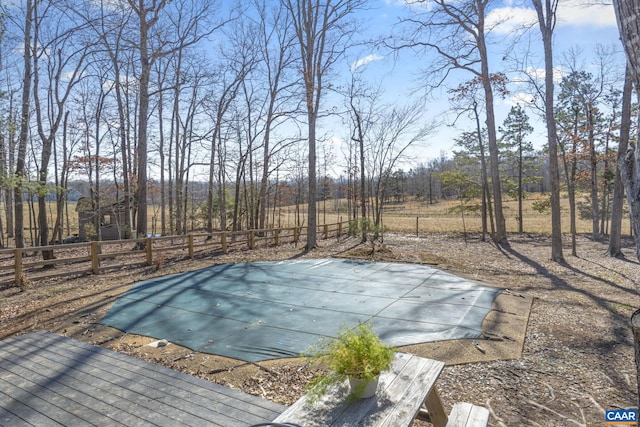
[500, 105, 535, 233]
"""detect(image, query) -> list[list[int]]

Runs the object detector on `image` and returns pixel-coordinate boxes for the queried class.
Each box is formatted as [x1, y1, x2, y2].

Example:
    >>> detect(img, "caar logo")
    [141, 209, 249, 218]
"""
[606, 409, 638, 426]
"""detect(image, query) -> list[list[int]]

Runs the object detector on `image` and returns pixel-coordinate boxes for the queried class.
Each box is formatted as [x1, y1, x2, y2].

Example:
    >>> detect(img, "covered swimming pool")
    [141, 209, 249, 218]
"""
[100, 259, 502, 362]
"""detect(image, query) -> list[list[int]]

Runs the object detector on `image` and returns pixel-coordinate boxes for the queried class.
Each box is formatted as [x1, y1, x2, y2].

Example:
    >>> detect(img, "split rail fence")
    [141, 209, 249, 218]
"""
[0, 221, 349, 287]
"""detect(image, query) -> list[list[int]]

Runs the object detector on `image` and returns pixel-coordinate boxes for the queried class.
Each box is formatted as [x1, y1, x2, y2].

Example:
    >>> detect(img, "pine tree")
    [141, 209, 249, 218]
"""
[500, 105, 535, 233]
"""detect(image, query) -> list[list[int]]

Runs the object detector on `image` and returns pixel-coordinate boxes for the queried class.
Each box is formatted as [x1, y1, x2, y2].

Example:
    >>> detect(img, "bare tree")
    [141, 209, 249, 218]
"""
[125, 0, 220, 240]
[448, 75, 509, 241]
[204, 24, 254, 234]
[346, 70, 381, 242]
[608, 65, 632, 257]
[32, 1, 90, 257]
[51, 110, 76, 244]
[531, 0, 564, 262]
[613, 1, 640, 403]
[560, 47, 617, 241]
[14, 0, 33, 249]
[161, 49, 209, 236]
[612, 0, 640, 261]
[368, 101, 433, 235]
[283, 0, 365, 250]
[391, 0, 508, 245]
[0, 35, 19, 243]
[252, 0, 299, 231]
[75, 1, 136, 238]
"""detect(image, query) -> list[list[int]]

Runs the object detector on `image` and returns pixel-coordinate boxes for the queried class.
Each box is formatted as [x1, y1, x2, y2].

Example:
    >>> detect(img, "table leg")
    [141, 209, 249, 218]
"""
[424, 388, 448, 427]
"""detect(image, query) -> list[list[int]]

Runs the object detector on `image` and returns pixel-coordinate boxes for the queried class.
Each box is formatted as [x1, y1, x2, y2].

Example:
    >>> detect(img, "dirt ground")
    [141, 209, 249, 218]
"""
[1, 233, 638, 427]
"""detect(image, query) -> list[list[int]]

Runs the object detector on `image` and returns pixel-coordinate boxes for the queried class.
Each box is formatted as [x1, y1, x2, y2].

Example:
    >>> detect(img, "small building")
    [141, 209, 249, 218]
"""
[76, 197, 134, 241]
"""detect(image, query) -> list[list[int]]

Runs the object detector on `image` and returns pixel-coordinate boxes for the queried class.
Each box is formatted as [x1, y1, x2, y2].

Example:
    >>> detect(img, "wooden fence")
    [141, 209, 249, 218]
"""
[0, 222, 349, 288]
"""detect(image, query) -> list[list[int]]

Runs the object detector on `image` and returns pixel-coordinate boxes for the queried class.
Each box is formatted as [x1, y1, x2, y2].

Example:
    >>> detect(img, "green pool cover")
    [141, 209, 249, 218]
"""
[100, 259, 502, 362]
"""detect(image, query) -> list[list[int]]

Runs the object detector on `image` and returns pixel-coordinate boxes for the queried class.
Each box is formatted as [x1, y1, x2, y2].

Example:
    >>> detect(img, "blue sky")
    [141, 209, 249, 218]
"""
[320, 0, 624, 173]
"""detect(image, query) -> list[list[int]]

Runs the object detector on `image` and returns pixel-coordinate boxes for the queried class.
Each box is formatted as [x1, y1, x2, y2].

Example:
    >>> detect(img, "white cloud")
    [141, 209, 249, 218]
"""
[557, 0, 617, 28]
[486, 7, 538, 34]
[486, 1, 616, 35]
[525, 66, 565, 83]
[351, 54, 384, 72]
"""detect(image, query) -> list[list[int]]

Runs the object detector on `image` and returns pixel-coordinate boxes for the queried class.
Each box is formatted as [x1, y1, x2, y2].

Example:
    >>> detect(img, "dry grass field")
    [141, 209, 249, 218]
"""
[5, 192, 630, 247]
[322, 192, 628, 236]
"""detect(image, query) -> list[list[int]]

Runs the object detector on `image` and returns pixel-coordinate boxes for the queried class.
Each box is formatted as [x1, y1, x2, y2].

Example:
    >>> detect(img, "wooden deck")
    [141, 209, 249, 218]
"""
[0, 331, 285, 426]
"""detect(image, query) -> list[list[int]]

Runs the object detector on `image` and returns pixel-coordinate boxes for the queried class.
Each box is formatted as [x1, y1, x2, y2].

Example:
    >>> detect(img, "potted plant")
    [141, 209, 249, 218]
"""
[305, 323, 395, 400]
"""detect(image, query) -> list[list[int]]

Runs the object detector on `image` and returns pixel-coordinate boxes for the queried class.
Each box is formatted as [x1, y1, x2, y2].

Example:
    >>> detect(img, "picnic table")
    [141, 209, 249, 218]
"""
[273, 352, 450, 427]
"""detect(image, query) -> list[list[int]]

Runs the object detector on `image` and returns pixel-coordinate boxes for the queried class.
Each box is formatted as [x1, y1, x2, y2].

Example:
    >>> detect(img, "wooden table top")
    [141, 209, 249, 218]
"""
[273, 352, 446, 427]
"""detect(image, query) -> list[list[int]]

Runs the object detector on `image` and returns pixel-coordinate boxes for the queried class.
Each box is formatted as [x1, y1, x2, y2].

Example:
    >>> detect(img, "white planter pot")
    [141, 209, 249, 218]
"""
[348, 376, 379, 399]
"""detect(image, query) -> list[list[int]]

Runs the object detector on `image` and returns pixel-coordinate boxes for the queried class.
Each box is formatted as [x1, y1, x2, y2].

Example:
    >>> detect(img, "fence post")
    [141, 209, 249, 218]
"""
[188, 234, 194, 259]
[337, 222, 342, 239]
[274, 228, 280, 246]
[146, 237, 153, 266]
[14, 248, 22, 286]
[293, 227, 298, 243]
[323, 224, 329, 239]
[416, 217, 419, 237]
[249, 230, 255, 249]
[221, 232, 227, 253]
[91, 242, 99, 274]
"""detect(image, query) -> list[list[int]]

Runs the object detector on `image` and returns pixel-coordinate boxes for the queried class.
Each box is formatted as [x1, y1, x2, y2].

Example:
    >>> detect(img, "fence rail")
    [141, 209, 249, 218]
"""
[2, 221, 348, 288]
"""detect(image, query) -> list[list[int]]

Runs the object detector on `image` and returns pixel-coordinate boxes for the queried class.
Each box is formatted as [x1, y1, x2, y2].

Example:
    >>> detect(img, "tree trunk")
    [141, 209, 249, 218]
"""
[217, 132, 227, 232]
[136, 6, 150, 241]
[2, 102, 15, 240]
[560, 110, 579, 257]
[631, 308, 640, 408]
[307, 112, 318, 249]
[52, 112, 70, 246]
[518, 136, 524, 234]
[158, 77, 166, 237]
[588, 109, 599, 240]
[173, 66, 183, 235]
[113, 58, 132, 239]
[14, 0, 33, 250]
[608, 65, 632, 257]
[207, 133, 215, 234]
[258, 126, 271, 231]
[613, 0, 640, 260]
[474, 102, 487, 241]
[478, 26, 507, 246]
[533, 0, 564, 262]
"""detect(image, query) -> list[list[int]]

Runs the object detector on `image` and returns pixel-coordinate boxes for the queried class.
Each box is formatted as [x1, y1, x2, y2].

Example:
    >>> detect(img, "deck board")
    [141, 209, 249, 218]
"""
[0, 331, 285, 427]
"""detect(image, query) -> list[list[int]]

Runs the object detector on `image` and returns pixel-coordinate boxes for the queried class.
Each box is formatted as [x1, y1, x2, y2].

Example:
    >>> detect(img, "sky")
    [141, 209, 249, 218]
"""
[319, 0, 624, 174]
[2, 0, 623, 181]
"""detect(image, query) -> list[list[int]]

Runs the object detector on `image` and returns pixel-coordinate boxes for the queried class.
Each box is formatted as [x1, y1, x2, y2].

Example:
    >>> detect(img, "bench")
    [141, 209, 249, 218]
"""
[273, 352, 449, 427]
[445, 402, 490, 427]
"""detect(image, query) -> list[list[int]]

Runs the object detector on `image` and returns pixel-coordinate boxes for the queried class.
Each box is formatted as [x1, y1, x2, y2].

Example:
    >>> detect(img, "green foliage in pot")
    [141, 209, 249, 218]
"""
[304, 323, 395, 400]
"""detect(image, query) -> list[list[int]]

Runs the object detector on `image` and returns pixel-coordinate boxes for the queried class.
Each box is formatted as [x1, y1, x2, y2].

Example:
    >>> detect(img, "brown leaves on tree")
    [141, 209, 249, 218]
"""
[447, 73, 510, 103]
